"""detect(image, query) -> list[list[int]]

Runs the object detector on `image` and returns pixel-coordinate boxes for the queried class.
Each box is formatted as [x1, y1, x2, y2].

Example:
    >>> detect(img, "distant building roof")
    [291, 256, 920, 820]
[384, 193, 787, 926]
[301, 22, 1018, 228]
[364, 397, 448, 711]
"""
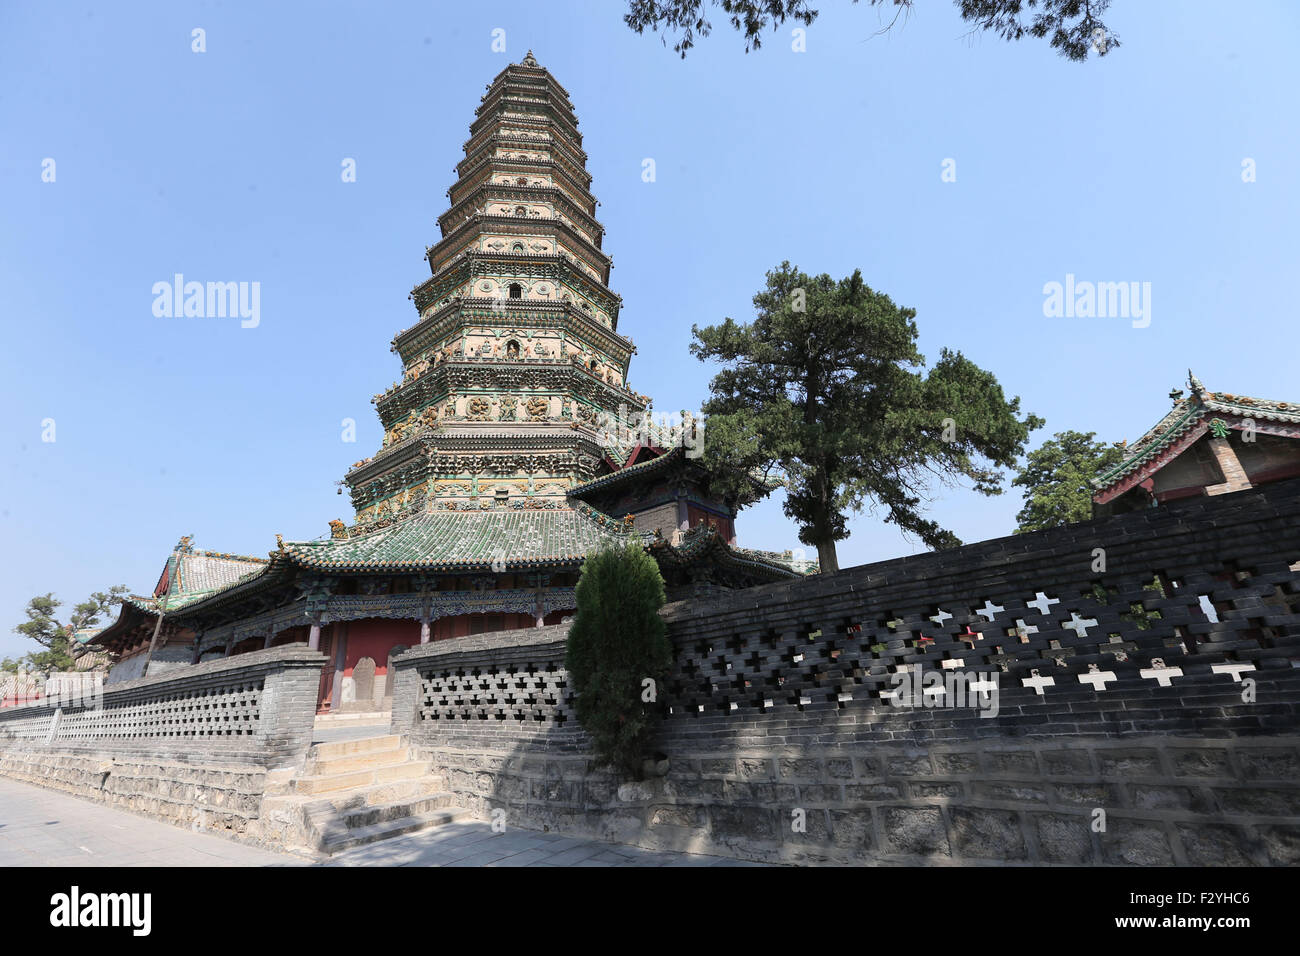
[1092, 371, 1300, 504]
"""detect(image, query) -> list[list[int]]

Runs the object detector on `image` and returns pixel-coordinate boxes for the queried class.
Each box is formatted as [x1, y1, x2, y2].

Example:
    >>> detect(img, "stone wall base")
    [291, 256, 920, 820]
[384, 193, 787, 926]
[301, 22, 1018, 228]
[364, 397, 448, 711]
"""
[0, 748, 272, 841]
[414, 735, 1300, 865]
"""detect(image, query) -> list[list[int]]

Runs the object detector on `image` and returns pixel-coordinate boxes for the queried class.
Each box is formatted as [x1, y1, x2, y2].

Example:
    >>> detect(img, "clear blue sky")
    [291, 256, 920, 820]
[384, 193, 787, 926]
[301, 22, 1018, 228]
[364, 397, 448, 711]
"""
[2, 1, 1297, 659]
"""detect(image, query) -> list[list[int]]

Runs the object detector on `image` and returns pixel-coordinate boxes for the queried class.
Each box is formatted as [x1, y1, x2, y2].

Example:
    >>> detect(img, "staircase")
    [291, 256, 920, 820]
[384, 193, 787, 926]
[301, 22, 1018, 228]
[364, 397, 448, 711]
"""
[261, 733, 469, 856]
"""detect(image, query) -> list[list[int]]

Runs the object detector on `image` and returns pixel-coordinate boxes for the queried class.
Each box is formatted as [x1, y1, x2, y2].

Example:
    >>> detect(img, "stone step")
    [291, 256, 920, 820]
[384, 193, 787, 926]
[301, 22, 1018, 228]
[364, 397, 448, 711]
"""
[310, 747, 409, 776]
[318, 805, 470, 855]
[356, 776, 446, 807]
[311, 775, 446, 811]
[310, 734, 405, 761]
[292, 760, 432, 796]
[340, 791, 458, 830]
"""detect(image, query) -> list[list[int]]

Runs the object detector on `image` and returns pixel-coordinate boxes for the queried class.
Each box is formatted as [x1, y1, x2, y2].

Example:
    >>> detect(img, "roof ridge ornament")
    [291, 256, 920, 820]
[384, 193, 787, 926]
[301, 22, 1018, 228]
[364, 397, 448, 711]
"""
[1188, 369, 1208, 397]
[521, 50, 538, 67]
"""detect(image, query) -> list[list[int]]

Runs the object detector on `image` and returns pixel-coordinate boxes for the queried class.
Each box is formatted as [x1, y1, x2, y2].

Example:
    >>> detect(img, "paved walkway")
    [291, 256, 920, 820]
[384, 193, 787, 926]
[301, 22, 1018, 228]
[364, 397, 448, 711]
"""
[326, 820, 755, 867]
[0, 778, 757, 867]
[0, 777, 296, 867]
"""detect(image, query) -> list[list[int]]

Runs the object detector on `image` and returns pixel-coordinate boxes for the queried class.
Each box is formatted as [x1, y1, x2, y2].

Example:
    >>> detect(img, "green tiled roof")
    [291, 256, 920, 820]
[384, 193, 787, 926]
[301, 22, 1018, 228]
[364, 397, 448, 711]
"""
[1093, 376, 1300, 492]
[174, 550, 268, 593]
[71, 627, 102, 646]
[122, 587, 250, 616]
[285, 508, 650, 572]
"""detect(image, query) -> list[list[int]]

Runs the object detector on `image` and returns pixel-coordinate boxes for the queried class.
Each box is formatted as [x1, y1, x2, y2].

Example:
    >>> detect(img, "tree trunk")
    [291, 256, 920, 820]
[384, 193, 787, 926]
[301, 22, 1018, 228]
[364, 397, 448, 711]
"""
[815, 538, 839, 575]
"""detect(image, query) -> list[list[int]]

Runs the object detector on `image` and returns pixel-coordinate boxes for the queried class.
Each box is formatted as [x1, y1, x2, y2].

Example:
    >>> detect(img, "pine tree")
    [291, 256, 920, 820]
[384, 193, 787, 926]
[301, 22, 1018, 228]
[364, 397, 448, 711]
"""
[565, 540, 673, 778]
[1012, 430, 1123, 532]
[692, 262, 1042, 572]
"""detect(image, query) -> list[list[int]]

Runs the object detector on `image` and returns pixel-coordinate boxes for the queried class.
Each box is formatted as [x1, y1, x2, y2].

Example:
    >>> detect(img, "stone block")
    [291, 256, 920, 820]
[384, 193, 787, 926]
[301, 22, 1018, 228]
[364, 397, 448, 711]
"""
[845, 782, 903, 801]
[1041, 749, 1092, 776]
[1097, 749, 1162, 777]
[778, 757, 821, 780]
[1214, 787, 1300, 816]
[1237, 749, 1300, 782]
[982, 751, 1039, 776]
[1257, 825, 1300, 865]
[880, 807, 950, 857]
[1167, 748, 1231, 778]
[950, 808, 1027, 860]
[1100, 819, 1174, 866]
[710, 805, 778, 844]
[1177, 824, 1257, 866]
[933, 752, 978, 775]
[886, 754, 933, 776]
[1034, 812, 1094, 864]
[828, 809, 875, 850]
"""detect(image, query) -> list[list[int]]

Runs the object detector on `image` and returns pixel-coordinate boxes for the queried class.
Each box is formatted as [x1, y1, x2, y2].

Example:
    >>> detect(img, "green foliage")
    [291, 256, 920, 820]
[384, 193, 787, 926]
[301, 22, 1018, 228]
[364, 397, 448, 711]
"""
[691, 261, 1042, 572]
[565, 540, 673, 778]
[11, 586, 127, 671]
[1092, 578, 1165, 630]
[624, 0, 1119, 60]
[1012, 430, 1124, 532]
[1126, 577, 1166, 630]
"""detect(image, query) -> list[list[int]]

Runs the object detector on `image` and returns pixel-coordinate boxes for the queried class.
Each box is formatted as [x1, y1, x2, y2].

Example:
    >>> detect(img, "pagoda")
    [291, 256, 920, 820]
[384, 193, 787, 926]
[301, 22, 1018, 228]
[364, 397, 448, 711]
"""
[348, 50, 642, 523]
[89, 54, 802, 711]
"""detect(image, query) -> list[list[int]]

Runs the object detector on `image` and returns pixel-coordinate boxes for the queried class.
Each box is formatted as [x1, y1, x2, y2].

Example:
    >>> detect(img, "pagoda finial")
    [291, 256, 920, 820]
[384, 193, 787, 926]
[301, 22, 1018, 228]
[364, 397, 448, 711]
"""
[521, 49, 538, 67]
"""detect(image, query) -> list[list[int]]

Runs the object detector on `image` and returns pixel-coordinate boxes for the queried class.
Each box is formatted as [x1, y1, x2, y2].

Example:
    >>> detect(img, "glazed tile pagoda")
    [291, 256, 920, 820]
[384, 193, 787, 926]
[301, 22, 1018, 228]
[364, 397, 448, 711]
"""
[91, 54, 802, 711]
[349, 49, 645, 524]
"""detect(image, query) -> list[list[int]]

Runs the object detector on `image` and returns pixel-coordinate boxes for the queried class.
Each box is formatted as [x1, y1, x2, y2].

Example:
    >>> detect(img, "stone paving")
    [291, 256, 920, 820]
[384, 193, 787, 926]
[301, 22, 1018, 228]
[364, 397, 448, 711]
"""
[0, 777, 759, 867]
[0, 777, 297, 867]
[326, 819, 759, 867]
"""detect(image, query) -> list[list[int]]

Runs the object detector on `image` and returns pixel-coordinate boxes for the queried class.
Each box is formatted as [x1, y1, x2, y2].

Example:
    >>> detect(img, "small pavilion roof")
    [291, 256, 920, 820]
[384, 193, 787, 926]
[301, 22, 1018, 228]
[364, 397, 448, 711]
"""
[569, 445, 777, 505]
[91, 539, 270, 646]
[647, 523, 808, 581]
[1092, 372, 1300, 500]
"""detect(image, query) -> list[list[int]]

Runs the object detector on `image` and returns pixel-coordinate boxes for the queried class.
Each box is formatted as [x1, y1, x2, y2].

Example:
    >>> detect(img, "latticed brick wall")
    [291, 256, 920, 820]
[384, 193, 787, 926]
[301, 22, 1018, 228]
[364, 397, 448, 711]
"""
[0, 645, 328, 766]
[395, 480, 1300, 743]
[393, 480, 1300, 864]
[392, 624, 584, 752]
[657, 477, 1300, 743]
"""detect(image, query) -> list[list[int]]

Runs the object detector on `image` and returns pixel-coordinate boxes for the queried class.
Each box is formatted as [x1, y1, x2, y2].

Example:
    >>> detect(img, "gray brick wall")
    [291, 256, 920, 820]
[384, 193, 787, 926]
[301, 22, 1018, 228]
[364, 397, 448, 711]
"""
[396, 480, 1300, 864]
